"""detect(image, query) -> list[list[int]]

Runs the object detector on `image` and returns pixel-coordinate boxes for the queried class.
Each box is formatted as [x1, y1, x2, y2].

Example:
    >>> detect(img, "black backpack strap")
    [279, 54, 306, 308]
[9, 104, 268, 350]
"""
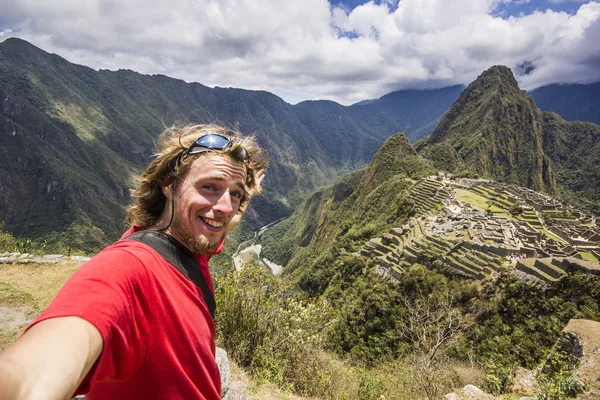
[123, 230, 216, 320]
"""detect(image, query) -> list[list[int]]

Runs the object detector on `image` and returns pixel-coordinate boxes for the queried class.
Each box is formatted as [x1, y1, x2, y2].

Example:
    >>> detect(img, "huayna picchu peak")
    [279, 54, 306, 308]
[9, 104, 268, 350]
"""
[417, 65, 600, 215]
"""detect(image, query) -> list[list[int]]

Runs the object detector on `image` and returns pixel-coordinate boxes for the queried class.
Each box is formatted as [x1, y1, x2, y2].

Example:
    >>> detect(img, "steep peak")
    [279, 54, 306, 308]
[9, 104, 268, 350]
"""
[480, 65, 517, 81]
[1, 37, 44, 54]
[359, 132, 418, 193]
[419, 65, 555, 193]
[467, 65, 521, 97]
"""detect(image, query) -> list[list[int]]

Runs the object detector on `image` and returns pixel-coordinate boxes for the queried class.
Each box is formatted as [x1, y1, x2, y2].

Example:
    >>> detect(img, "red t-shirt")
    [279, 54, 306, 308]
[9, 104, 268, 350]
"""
[28, 227, 223, 399]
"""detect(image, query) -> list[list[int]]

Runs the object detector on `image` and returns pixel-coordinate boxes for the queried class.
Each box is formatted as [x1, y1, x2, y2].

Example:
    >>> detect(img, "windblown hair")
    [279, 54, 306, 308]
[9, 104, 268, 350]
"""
[126, 124, 268, 228]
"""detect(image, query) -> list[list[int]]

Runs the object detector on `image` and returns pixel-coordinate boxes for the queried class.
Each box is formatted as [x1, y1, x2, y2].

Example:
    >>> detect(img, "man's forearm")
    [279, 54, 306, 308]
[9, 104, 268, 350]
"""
[0, 317, 103, 400]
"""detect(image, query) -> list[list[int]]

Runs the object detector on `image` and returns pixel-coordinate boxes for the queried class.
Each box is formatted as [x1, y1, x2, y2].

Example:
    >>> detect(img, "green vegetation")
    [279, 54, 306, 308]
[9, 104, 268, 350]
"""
[217, 257, 600, 399]
[578, 251, 599, 263]
[535, 339, 584, 399]
[216, 264, 479, 399]
[256, 125, 600, 397]
[0, 222, 19, 252]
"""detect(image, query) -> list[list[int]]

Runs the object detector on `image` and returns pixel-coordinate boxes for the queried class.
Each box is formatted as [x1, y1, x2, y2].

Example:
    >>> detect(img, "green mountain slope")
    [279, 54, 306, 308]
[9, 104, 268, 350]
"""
[542, 113, 600, 213]
[261, 132, 435, 294]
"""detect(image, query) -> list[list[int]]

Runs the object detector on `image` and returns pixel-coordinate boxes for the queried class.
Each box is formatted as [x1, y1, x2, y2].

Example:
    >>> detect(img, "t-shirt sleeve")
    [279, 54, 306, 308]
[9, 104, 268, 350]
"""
[27, 247, 152, 389]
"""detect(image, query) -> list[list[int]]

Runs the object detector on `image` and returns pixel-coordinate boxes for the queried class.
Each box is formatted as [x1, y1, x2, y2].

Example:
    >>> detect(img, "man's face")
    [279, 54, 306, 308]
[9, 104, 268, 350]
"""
[165, 154, 247, 254]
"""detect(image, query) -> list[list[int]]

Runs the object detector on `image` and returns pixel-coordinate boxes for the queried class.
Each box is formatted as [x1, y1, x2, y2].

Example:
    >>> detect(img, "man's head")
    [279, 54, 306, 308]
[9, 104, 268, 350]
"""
[127, 124, 268, 253]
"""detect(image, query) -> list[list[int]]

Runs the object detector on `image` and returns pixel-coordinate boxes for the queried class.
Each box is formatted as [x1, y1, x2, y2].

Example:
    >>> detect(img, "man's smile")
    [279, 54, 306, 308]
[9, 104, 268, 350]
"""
[199, 216, 225, 230]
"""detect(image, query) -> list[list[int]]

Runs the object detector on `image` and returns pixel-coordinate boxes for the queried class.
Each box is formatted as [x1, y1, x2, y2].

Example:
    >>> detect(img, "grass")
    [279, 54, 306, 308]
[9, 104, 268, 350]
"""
[579, 251, 599, 263]
[455, 189, 493, 210]
[0, 260, 82, 350]
[540, 229, 569, 245]
[454, 189, 511, 218]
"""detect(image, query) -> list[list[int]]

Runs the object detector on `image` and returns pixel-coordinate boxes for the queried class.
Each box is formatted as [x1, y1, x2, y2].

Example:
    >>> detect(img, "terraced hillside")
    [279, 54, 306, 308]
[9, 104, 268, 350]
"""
[357, 174, 600, 287]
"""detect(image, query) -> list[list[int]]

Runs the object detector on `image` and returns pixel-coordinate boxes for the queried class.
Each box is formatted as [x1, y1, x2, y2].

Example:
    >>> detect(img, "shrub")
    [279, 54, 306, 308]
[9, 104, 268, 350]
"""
[215, 265, 339, 396]
[0, 222, 19, 252]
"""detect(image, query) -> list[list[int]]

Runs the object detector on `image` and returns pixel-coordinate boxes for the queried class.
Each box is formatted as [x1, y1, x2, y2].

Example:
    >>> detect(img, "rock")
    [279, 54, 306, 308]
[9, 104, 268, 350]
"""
[216, 347, 231, 398]
[510, 367, 536, 395]
[462, 384, 493, 398]
[70, 256, 91, 262]
[519, 397, 538, 400]
[216, 347, 248, 400]
[444, 384, 497, 399]
[557, 319, 600, 390]
[223, 387, 247, 400]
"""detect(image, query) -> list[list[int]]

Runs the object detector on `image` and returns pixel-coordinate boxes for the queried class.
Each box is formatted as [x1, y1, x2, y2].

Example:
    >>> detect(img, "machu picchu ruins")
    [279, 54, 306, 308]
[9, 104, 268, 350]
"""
[357, 173, 600, 287]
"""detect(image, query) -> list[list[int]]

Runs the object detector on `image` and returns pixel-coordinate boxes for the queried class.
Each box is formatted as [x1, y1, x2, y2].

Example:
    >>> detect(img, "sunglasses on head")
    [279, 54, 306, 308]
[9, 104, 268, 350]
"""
[182, 133, 250, 162]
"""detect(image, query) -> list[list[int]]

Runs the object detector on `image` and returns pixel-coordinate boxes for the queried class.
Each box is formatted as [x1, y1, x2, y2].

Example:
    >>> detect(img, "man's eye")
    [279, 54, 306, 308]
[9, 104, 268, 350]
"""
[231, 191, 242, 199]
[202, 184, 216, 191]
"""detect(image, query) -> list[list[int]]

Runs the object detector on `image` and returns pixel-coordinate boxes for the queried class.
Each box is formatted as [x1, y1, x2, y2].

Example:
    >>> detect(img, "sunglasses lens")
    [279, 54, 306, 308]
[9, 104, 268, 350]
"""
[195, 134, 230, 149]
[185, 133, 249, 162]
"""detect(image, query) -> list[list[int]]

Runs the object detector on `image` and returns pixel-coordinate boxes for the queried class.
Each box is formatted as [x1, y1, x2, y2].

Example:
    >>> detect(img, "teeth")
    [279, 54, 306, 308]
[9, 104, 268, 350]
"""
[202, 217, 224, 228]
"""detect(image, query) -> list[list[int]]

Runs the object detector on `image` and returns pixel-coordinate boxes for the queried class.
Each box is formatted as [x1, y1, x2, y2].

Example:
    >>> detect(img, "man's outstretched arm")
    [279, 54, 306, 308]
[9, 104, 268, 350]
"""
[0, 316, 103, 400]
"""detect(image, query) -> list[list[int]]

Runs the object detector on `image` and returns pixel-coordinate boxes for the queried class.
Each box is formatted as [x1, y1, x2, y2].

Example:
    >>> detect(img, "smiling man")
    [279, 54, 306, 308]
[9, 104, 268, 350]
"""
[0, 124, 267, 400]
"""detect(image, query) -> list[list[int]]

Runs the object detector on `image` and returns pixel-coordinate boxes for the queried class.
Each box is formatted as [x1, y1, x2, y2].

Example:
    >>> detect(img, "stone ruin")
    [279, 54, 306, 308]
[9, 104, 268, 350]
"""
[356, 175, 600, 287]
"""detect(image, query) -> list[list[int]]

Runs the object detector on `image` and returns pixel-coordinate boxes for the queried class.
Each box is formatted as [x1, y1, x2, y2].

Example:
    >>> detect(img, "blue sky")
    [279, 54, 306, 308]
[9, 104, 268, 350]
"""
[1, 0, 599, 104]
[334, 0, 588, 17]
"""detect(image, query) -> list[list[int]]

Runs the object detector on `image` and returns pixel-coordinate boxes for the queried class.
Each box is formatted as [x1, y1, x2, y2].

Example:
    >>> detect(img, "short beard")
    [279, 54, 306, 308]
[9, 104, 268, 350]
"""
[168, 215, 221, 255]
[185, 236, 219, 255]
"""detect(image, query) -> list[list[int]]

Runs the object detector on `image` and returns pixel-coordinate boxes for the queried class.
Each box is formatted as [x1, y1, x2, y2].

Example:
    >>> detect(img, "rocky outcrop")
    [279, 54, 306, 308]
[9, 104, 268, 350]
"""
[216, 347, 248, 400]
[556, 319, 600, 398]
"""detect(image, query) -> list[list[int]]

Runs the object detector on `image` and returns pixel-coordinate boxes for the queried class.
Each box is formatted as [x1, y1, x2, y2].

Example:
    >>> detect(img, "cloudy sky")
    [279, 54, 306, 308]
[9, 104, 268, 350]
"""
[1, 0, 599, 105]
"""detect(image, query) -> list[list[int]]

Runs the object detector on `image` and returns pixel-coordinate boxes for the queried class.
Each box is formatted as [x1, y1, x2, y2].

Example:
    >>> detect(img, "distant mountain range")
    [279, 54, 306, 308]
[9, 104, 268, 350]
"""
[0, 38, 461, 251]
[529, 82, 600, 126]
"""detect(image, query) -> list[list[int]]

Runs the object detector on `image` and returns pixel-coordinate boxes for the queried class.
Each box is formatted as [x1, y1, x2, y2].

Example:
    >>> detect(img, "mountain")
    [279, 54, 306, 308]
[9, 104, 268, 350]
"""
[348, 85, 463, 143]
[260, 132, 435, 290]
[416, 66, 600, 213]
[0, 38, 459, 251]
[417, 66, 555, 193]
[530, 82, 600, 126]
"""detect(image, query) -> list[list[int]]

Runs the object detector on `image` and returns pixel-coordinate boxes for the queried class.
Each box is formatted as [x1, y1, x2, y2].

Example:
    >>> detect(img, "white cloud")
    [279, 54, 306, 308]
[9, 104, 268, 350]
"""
[548, 0, 588, 3]
[0, 0, 599, 104]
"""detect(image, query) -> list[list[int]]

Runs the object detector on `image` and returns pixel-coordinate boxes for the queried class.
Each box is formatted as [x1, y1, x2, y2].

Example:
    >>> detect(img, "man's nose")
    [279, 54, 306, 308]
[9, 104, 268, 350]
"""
[214, 190, 234, 215]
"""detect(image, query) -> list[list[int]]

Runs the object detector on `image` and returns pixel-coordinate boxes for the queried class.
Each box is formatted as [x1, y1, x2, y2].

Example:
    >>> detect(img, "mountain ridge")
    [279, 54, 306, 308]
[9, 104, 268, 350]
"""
[0, 37, 457, 251]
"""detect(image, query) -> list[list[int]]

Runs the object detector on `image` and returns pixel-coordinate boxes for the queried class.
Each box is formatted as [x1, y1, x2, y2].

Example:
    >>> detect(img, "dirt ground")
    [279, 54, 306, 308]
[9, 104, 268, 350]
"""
[229, 361, 315, 400]
[0, 260, 82, 350]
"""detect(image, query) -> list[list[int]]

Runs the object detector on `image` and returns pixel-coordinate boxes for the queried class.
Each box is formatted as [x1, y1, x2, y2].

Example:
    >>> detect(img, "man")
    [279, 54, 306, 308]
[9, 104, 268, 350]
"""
[0, 124, 267, 399]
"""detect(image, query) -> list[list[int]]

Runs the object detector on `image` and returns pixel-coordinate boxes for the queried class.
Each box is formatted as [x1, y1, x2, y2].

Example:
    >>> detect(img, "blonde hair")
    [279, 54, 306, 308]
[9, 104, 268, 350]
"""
[126, 124, 268, 227]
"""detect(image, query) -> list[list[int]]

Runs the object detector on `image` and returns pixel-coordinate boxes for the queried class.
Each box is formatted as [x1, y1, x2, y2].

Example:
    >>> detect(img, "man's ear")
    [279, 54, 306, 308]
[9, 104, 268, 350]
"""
[161, 184, 172, 198]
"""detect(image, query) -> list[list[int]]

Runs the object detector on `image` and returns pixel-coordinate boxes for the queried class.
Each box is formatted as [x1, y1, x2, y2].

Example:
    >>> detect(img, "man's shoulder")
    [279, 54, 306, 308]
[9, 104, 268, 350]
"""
[79, 239, 160, 283]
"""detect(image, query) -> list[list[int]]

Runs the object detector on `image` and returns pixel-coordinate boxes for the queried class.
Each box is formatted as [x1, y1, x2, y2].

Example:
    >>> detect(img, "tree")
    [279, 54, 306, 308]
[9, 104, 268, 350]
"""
[399, 293, 469, 399]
